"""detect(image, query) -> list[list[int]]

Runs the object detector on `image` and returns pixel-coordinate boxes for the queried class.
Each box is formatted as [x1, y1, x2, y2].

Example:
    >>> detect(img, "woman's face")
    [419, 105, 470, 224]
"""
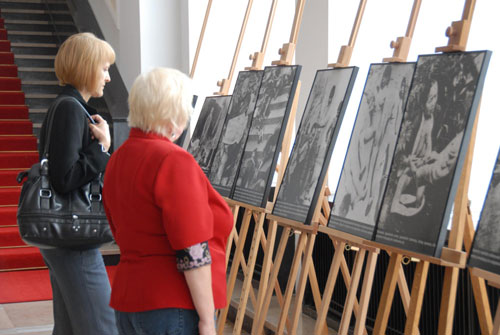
[91, 61, 111, 98]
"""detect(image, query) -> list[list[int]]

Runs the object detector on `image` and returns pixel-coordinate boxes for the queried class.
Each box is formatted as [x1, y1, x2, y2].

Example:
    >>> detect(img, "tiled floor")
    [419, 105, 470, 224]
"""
[0, 300, 244, 335]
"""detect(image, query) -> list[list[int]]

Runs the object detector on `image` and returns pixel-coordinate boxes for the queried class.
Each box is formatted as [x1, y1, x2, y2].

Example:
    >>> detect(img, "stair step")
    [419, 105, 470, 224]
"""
[0, 91, 25, 104]
[0, 246, 45, 271]
[4, 19, 73, 25]
[0, 9, 70, 15]
[22, 83, 61, 95]
[0, 135, 37, 151]
[0, 206, 17, 227]
[0, 77, 21, 91]
[15, 57, 54, 68]
[6, 34, 62, 44]
[10, 45, 57, 56]
[0, 52, 15, 64]
[0, 29, 6, 40]
[0, 120, 33, 134]
[0, 226, 25, 247]
[0, 169, 27, 186]
[17, 69, 57, 81]
[0, 12, 72, 23]
[0, 40, 10, 52]
[0, 106, 29, 118]
[4, 22, 76, 33]
[0, 65, 18, 77]
[0, 187, 21, 205]
[0, 1, 68, 11]
[0, 151, 38, 169]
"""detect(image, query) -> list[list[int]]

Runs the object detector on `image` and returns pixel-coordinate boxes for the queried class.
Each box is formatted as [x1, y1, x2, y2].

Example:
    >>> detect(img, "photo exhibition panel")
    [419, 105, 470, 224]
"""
[375, 51, 491, 257]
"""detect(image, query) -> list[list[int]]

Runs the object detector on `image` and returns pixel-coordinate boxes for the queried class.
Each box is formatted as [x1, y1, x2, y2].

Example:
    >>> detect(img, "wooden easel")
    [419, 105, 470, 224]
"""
[189, 0, 213, 79]
[216, 2, 307, 332]
[252, 1, 384, 334]
[245, 0, 279, 71]
[223, 0, 280, 270]
[468, 267, 500, 334]
[214, 0, 254, 95]
[366, 1, 491, 334]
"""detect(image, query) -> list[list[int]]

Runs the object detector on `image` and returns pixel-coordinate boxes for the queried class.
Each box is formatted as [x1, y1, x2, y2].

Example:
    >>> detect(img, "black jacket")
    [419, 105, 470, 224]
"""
[39, 86, 109, 194]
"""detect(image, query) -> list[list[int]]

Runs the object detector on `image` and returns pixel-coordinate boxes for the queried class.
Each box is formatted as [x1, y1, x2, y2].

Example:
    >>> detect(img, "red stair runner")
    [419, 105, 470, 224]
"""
[0, 20, 45, 271]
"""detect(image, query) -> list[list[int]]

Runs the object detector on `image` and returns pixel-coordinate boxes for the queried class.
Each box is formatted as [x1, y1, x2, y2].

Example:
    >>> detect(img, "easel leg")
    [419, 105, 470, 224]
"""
[373, 252, 403, 334]
[217, 208, 252, 333]
[307, 260, 329, 335]
[464, 209, 493, 334]
[290, 232, 317, 334]
[493, 298, 500, 335]
[253, 226, 292, 335]
[252, 220, 278, 330]
[404, 260, 430, 335]
[353, 251, 378, 335]
[338, 248, 367, 335]
[314, 240, 346, 335]
[226, 205, 241, 267]
[233, 212, 267, 334]
[276, 231, 308, 334]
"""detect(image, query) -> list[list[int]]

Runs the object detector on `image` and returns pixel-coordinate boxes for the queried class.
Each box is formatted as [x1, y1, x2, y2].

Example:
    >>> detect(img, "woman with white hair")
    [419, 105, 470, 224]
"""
[103, 67, 233, 335]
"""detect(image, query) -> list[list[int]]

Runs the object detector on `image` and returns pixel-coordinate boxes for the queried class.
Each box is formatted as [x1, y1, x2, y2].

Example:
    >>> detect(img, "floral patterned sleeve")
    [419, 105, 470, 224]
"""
[176, 241, 212, 272]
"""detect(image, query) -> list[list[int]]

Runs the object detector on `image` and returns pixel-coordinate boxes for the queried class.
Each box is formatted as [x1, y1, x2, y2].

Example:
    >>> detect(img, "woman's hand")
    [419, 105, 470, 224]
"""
[89, 114, 111, 152]
[198, 318, 216, 335]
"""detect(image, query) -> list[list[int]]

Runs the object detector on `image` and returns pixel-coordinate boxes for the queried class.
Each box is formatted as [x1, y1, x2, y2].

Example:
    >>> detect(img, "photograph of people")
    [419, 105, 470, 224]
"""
[209, 71, 263, 196]
[102, 68, 233, 335]
[469, 149, 500, 273]
[233, 65, 300, 206]
[37, 32, 118, 335]
[273, 68, 355, 223]
[330, 63, 414, 236]
[187, 95, 232, 174]
[377, 52, 488, 253]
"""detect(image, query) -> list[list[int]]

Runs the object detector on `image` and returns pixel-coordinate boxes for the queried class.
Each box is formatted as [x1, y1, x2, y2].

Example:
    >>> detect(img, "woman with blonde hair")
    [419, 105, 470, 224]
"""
[103, 67, 233, 335]
[38, 32, 118, 334]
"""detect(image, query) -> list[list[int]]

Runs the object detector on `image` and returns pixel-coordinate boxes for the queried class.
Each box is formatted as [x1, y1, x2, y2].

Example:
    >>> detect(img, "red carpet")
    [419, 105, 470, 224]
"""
[0, 266, 117, 303]
[0, 17, 46, 272]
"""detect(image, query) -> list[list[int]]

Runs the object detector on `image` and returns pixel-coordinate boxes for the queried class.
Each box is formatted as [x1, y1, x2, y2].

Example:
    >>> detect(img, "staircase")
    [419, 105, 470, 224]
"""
[0, 0, 110, 271]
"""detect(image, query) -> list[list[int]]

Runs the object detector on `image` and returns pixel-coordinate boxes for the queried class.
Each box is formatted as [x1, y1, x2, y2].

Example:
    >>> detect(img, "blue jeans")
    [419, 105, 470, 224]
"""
[115, 308, 200, 335]
[40, 247, 118, 335]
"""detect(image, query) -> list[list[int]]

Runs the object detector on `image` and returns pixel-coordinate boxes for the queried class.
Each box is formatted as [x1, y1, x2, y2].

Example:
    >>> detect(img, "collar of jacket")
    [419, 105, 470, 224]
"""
[129, 128, 172, 142]
[59, 85, 98, 115]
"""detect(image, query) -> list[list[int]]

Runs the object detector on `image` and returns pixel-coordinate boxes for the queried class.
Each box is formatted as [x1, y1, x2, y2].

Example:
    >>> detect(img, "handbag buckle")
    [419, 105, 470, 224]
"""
[39, 189, 52, 198]
[90, 194, 102, 201]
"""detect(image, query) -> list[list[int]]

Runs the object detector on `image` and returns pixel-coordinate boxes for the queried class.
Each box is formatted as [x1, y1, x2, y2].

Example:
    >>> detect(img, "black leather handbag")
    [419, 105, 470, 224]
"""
[16, 97, 114, 249]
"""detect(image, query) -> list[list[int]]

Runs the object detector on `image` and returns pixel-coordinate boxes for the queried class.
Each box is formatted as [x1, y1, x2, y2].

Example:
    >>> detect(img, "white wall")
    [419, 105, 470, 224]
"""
[139, 0, 190, 74]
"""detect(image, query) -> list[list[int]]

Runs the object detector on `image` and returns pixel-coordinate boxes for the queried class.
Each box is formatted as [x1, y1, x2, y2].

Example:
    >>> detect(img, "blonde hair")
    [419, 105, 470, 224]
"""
[55, 32, 115, 92]
[128, 67, 193, 137]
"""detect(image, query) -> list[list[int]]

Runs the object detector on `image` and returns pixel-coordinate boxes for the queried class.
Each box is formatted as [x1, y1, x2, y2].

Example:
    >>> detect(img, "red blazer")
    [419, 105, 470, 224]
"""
[103, 128, 233, 312]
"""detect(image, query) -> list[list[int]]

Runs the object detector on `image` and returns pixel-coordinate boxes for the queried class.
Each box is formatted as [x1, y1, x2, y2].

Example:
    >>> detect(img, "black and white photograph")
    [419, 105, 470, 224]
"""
[187, 95, 232, 174]
[232, 65, 301, 208]
[328, 63, 415, 239]
[208, 71, 264, 197]
[468, 147, 500, 275]
[272, 67, 358, 224]
[375, 51, 491, 257]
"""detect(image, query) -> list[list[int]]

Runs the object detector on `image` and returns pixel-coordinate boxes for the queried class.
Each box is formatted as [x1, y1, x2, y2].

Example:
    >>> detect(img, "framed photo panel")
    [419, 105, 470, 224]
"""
[375, 51, 491, 257]
[232, 65, 302, 208]
[468, 147, 500, 275]
[187, 95, 232, 174]
[208, 71, 264, 197]
[272, 67, 358, 224]
[328, 63, 416, 239]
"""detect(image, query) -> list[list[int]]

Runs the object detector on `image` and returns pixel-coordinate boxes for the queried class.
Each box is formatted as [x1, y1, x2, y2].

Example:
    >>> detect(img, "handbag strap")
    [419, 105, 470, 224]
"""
[41, 96, 103, 211]
[42, 96, 94, 159]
